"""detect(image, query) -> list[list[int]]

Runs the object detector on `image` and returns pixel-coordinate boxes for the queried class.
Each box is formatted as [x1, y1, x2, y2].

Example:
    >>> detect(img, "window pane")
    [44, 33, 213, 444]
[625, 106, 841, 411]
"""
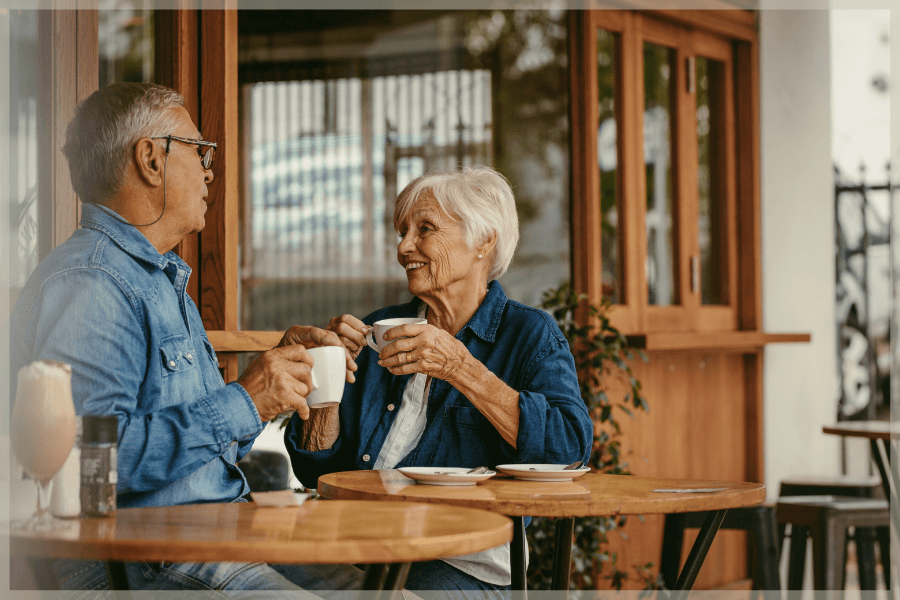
[5, 10, 42, 300]
[238, 10, 571, 330]
[643, 42, 677, 306]
[99, 7, 154, 86]
[597, 28, 620, 304]
[696, 56, 727, 305]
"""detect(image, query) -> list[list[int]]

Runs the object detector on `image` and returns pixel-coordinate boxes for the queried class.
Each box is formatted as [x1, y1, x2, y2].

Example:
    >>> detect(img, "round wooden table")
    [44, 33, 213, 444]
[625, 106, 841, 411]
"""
[10, 499, 512, 591]
[823, 421, 899, 531]
[318, 470, 766, 592]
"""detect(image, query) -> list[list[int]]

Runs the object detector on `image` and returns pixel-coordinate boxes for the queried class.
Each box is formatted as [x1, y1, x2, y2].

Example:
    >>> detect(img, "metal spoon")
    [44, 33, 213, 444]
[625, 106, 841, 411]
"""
[466, 466, 489, 474]
[563, 461, 585, 470]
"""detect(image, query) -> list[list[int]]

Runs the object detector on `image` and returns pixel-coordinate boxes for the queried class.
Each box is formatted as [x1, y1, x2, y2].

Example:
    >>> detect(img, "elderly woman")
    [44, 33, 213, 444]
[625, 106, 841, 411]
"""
[284, 166, 592, 594]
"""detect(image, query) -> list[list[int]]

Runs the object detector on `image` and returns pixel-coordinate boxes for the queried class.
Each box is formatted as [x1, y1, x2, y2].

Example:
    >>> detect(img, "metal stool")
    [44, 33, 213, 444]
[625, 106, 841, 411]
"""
[660, 506, 781, 590]
[778, 476, 889, 590]
[776, 495, 890, 590]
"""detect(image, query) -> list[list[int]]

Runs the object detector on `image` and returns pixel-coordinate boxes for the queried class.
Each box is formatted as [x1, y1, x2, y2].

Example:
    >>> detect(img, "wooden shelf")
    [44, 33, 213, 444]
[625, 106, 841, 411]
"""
[625, 331, 811, 352]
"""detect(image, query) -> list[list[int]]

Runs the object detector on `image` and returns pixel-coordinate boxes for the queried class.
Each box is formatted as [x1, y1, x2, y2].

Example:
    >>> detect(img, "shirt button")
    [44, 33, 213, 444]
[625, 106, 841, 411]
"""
[185, 353, 193, 361]
[362, 454, 370, 462]
[404, 426, 410, 431]
[168, 360, 177, 368]
[387, 404, 395, 411]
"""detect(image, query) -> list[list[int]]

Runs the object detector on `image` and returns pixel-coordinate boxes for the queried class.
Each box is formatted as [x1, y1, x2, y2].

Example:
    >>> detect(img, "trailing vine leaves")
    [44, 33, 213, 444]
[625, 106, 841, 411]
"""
[526, 282, 658, 590]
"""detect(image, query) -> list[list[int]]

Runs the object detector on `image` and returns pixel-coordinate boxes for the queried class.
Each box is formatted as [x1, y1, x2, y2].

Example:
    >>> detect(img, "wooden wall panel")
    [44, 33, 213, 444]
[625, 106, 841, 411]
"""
[603, 352, 749, 589]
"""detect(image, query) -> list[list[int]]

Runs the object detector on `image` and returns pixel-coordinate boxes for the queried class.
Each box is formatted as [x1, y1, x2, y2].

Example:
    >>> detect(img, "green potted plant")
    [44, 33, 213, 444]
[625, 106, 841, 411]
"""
[526, 282, 656, 590]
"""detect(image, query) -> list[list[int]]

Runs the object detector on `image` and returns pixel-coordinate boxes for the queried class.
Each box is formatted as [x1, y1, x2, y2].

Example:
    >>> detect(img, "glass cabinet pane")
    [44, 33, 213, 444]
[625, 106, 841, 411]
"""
[695, 56, 727, 305]
[597, 28, 620, 304]
[643, 42, 676, 306]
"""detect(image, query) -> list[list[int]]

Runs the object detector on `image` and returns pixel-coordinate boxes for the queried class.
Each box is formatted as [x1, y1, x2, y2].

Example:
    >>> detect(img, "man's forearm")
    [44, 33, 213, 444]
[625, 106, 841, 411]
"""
[297, 404, 340, 451]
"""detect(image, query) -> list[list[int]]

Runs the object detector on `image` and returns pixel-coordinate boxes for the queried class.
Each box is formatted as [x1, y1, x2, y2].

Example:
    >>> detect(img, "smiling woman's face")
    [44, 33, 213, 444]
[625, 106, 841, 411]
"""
[396, 197, 483, 300]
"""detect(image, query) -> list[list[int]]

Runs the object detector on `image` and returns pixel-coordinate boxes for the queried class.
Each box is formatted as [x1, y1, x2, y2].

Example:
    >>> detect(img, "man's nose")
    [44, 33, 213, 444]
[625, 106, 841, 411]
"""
[204, 167, 214, 184]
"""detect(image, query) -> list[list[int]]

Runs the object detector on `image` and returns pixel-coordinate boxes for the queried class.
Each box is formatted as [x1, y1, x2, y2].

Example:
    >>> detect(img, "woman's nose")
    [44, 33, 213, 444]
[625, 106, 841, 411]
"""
[398, 232, 414, 252]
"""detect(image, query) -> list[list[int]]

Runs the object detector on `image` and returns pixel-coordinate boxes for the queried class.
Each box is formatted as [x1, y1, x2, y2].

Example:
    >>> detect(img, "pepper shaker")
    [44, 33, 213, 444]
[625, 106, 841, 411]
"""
[80, 415, 118, 517]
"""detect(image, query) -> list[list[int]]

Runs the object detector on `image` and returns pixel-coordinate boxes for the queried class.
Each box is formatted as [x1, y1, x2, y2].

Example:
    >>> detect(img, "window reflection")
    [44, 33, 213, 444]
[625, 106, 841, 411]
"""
[643, 42, 676, 306]
[238, 11, 571, 330]
[99, 2, 153, 87]
[6, 10, 41, 301]
[597, 28, 620, 304]
[696, 56, 727, 305]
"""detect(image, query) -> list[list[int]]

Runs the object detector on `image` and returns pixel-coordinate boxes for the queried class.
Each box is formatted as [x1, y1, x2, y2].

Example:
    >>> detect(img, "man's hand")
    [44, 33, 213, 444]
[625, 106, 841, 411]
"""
[238, 345, 318, 422]
[278, 325, 357, 383]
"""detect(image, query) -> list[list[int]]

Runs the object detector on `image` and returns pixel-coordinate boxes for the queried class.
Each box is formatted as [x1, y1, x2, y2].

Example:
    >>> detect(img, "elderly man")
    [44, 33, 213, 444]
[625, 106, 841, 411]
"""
[9, 82, 360, 592]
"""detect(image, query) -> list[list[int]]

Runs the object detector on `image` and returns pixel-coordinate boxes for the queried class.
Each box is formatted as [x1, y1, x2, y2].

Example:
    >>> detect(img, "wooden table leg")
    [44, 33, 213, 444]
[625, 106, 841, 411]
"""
[551, 517, 574, 591]
[105, 561, 131, 591]
[510, 516, 527, 592]
[671, 509, 727, 600]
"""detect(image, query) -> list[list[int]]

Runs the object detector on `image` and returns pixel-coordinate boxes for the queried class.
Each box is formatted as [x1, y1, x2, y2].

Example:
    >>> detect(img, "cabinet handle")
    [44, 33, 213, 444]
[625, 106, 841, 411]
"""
[691, 255, 700, 294]
[686, 56, 696, 94]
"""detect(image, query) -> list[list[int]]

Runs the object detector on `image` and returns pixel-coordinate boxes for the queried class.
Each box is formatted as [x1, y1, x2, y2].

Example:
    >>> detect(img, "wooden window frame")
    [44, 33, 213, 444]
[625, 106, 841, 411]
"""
[571, 10, 805, 350]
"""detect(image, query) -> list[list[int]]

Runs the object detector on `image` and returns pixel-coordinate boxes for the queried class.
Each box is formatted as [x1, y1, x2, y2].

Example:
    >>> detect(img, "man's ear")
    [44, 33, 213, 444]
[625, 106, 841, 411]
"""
[133, 138, 165, 187]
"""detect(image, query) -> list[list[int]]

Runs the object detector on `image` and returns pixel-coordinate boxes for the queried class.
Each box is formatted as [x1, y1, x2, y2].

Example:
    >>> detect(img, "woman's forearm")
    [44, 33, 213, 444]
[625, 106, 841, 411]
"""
[448, 358, 520, 449]
[296, 403, 340, 451]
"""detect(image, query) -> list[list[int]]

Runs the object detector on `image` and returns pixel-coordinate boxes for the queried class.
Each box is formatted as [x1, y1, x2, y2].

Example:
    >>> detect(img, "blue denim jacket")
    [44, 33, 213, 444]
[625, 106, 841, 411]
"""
[10, 203, 263, 508]
[285, 281, 592, 489]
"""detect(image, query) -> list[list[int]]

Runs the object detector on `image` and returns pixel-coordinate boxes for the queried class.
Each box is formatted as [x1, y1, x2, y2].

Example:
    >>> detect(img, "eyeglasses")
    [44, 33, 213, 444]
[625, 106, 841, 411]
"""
[151, 135, 218, 170]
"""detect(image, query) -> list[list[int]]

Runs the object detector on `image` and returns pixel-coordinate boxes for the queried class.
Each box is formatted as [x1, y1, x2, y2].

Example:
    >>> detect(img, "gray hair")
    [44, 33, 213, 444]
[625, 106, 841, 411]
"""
[62, 82, 185, 203]
[394, 166, 520, 281]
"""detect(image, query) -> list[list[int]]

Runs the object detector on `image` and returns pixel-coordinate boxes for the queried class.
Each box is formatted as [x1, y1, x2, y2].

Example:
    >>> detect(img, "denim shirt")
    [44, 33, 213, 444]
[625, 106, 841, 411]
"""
[10, 203, 263, 508]
[285, 281, 592, 489]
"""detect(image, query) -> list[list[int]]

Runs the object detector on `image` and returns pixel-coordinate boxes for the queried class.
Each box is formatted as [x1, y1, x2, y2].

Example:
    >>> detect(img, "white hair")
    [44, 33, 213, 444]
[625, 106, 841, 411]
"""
[394, 166, 520, 281]
[62, 82, 185, 203]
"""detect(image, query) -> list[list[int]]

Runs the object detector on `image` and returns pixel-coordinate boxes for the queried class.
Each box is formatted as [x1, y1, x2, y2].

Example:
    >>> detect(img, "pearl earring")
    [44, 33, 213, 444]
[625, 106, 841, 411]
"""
[478, 254, 483, 259]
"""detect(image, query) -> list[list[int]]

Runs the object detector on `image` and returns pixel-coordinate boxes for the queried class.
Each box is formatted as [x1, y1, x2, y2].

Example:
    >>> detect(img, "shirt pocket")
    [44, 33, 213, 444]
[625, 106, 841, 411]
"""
[202, 337, 219, 368]
[159, 335, 198, 377]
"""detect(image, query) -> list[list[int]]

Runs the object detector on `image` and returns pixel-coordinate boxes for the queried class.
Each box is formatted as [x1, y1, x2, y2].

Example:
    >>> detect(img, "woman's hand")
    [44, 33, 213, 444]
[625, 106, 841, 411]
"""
[277, 325, 357, 383]
[325, 314, 370, 360]
[378, 323, 470, 382]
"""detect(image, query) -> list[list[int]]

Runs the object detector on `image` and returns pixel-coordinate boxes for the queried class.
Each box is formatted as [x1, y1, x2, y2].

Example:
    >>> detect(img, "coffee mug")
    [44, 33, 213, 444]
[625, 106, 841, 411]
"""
[366, 318, 427, 352]
[304, 346, 346, 408]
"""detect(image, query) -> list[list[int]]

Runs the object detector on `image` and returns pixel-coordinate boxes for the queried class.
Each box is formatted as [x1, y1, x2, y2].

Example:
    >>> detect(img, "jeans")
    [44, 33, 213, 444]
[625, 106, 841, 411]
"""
[404, 561, 510, 600]
[51, 559, 366, 599]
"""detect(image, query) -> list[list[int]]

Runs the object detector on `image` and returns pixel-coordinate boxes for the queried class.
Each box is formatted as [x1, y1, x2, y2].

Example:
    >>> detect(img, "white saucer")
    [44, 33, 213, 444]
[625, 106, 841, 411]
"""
[397, 467, 497, 486]
[494, 464, 591, 482]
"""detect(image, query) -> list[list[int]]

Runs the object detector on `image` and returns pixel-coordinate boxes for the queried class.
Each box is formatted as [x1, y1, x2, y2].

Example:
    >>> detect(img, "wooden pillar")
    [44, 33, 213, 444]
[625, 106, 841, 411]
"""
[199, 8, 239, 381]
[155, 8, 200, 304]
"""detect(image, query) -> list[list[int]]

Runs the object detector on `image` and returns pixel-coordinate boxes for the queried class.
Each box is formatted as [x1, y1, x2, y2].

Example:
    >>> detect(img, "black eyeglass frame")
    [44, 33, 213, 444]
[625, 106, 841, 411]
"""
[151, 135, 218, 170]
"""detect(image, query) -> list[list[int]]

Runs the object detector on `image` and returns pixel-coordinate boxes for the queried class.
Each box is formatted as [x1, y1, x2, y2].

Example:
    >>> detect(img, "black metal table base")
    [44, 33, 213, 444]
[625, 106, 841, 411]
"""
[869, 438, 899, 532]
[509, 509, 728, 594]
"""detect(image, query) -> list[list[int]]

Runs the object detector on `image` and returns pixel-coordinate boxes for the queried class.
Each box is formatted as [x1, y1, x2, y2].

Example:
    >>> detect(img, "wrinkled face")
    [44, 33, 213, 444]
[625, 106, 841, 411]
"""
[161, 106, 213, 236]
[396, 197, 481, 299]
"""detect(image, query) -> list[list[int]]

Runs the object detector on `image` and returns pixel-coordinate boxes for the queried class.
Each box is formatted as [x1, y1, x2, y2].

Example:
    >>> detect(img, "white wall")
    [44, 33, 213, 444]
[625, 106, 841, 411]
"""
[760, 10, 841, 500]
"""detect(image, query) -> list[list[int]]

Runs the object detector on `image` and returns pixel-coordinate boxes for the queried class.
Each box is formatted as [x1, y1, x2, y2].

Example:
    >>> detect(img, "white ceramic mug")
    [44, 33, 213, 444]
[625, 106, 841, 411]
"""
[366, 318, 427, 352]
[304, 346, 346, 408]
